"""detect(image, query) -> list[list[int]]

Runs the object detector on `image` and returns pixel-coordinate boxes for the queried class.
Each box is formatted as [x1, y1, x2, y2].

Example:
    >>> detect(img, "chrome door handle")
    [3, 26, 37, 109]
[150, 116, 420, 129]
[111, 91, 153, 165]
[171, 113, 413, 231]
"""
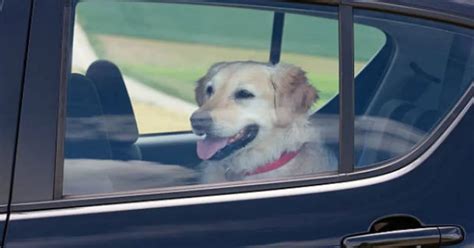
[342, 226, 463, 247]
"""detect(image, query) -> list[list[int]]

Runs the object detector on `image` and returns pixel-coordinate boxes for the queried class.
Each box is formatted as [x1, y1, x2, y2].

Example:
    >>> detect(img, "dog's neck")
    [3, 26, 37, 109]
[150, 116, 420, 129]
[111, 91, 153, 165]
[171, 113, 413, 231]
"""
[224, 147, 302, 181]
[244, 149, 301, 176]
[222, 117, 315, 180]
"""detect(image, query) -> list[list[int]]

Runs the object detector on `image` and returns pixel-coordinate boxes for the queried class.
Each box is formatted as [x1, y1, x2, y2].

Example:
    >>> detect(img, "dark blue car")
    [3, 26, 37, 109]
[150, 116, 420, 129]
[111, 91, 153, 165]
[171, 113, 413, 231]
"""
[0, 0, 472, 247]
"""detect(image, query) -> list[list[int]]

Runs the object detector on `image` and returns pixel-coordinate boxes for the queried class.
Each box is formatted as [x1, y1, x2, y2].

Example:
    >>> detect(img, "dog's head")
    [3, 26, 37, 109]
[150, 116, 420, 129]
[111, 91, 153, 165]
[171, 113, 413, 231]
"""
[191, 61, 318, 161]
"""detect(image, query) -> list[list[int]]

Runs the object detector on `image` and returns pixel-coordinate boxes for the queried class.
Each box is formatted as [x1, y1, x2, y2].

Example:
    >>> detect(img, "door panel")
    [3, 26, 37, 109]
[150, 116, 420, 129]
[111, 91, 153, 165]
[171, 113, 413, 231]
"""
[6, 0, 473, 246]
[0, 0, 32, 206]
[5, 104, 473, 247]
[0, 1, 32, 245]
[10, 0, 67, 203]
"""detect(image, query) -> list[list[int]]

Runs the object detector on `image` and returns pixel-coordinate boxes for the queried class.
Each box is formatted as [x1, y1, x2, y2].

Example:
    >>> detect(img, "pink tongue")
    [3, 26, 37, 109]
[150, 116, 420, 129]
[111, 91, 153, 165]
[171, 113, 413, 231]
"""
[197, 136, 229, 160]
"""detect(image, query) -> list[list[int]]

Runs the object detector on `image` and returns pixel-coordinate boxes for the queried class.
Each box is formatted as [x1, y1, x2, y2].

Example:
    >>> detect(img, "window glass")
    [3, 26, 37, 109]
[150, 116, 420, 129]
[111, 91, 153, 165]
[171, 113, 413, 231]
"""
[65, 2, 341, 195]
[74, 2, 273, 134]
[280, 14, 340, 110]
[354, 10, 473, 168]
[281, 14, 386, 110]
[354, 24, 386, 74]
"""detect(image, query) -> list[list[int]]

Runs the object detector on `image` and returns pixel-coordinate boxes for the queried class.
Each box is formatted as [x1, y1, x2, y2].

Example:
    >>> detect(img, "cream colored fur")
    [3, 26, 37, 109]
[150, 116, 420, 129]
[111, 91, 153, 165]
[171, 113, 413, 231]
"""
[193, 61, 336, 183]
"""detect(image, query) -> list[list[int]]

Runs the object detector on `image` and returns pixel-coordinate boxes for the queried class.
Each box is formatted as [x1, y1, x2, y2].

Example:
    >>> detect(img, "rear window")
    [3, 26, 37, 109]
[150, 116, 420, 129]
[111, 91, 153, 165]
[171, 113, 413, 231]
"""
[66, 2, 345, 195]
[73, 2, 385, 134]
[62, 1, 472, 197]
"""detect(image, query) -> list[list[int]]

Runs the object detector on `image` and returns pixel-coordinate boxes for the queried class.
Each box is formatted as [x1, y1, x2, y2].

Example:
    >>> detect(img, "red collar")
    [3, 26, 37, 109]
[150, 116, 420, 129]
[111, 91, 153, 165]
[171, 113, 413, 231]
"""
[246, 150, 300, 176]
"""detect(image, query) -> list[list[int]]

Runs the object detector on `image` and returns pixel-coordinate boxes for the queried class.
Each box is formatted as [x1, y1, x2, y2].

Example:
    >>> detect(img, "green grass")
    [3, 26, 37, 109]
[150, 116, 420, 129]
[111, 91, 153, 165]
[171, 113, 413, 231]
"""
[119, 62, 338, 108]
[120, 63, 200, 103]
[76, 2, 385, 61]
[76, 2, 384, 109]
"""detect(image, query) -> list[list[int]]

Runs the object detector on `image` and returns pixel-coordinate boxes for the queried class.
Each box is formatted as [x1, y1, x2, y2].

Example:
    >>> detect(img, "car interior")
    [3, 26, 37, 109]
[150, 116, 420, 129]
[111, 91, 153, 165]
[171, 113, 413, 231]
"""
[63, 9, 473, 195]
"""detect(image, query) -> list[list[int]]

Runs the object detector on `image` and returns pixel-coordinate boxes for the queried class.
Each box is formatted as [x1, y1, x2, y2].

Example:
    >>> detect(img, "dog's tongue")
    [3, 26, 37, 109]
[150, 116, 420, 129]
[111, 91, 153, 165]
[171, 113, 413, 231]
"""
[197, 136, 228, 160]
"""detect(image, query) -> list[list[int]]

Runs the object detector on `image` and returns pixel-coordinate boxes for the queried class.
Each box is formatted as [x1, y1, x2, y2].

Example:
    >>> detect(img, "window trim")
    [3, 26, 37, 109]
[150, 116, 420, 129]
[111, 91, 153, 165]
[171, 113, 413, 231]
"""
[9, 0, 474, 211]
[346, 0, 473, 29]
[10, 0, 73, 204]
[338, 4, 354, 173]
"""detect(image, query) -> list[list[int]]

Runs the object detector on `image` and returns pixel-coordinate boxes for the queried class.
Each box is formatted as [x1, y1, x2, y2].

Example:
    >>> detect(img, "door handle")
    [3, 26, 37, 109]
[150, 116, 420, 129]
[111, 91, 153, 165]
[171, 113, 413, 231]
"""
[342, 226, 463, 247]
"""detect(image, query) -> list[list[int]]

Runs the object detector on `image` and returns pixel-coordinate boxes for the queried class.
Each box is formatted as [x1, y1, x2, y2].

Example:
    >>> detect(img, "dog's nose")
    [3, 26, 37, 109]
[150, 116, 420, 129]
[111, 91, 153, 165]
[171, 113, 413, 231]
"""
[190, 111, 213, 134]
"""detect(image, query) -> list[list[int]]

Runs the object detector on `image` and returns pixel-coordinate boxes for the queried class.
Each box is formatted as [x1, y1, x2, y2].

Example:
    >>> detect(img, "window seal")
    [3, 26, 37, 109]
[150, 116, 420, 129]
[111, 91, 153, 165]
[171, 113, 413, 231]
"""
[53, 0, 73, 200]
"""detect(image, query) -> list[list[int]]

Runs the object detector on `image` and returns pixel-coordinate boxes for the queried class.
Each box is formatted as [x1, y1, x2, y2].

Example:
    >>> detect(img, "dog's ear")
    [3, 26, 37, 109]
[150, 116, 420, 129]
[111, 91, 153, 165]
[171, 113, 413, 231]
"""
[195, 62, 229, 106]
[271, 63, 319, 126]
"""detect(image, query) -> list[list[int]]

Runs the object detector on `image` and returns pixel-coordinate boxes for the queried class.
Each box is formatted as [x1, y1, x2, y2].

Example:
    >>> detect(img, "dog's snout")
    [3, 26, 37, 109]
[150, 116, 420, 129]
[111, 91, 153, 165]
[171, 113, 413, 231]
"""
[190, 111, 213, 134]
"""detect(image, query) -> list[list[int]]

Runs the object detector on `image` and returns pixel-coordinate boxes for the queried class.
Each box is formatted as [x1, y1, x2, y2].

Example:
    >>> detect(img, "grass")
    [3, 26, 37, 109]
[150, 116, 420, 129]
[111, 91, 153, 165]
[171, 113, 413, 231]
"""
[76, 2, 385, 61]
[93, 35, 367, 106]
[74, 2, 385, 133]
[123, 63, 341, 106]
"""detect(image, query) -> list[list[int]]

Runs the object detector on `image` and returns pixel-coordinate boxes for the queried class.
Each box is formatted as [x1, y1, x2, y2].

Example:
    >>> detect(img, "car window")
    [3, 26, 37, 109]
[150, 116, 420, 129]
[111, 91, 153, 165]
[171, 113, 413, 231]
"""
[73, 2, 274, 134]
[61, 1, 471, 197]
[281, 15, 386, 109]
[73, 3, 384, 135]
[353, 9, 474, 168]
[65, 2, 345, 195]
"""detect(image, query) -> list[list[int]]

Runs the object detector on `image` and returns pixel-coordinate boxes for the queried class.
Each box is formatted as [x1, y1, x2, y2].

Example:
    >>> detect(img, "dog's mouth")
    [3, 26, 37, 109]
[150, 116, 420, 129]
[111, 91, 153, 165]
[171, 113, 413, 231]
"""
[197, 125, 259, 161]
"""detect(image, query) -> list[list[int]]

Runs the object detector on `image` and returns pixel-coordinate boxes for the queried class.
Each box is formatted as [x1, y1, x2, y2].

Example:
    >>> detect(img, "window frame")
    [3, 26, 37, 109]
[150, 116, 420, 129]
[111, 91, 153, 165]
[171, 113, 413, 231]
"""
[9, 0, 474, 211]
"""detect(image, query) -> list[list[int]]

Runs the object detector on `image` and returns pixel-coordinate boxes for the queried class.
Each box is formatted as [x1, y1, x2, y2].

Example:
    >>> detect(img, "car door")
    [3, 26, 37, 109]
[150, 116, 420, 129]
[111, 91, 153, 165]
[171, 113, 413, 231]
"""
[4, 0, 474, 247]
[0, 0, 31, 246]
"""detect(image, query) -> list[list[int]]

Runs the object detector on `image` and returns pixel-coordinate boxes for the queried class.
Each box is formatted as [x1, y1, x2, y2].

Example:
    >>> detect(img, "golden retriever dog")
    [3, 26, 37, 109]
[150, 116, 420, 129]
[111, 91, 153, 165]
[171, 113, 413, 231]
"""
[190, 61, 336, 183]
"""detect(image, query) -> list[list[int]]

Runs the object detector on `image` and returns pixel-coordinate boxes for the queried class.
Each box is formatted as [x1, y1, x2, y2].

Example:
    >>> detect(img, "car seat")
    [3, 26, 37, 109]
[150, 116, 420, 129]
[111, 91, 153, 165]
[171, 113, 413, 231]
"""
[86, 60, 141, 160]
[64, 73, 113, 159]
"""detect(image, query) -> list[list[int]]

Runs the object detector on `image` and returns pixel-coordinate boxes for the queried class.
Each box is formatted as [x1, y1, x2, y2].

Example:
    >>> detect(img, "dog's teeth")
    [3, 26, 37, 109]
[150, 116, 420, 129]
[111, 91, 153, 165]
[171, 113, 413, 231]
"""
[228, 129, 246, 143]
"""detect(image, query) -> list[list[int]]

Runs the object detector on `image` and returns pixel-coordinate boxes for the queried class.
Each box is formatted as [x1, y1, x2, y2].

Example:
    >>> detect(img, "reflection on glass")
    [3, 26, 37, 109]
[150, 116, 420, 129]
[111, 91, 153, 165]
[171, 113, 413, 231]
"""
[65, 2, 343, 195]
[354, 10, 473, 168]
[64, 62, 340, 195]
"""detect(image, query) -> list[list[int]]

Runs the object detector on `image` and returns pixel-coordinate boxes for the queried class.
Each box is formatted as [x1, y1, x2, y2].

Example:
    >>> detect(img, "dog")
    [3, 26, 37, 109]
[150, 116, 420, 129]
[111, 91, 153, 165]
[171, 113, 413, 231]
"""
[190, 61, 336, 183]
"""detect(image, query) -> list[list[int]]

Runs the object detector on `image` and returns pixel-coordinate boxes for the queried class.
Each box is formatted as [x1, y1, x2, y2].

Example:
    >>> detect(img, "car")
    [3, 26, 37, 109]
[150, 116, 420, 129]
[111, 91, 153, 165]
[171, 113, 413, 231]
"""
[0, 0, 472, 247]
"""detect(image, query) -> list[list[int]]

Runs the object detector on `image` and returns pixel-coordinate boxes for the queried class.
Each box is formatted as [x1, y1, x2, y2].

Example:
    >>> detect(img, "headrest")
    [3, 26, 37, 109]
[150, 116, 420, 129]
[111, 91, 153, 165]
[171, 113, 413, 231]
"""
[86, 60, 139, 144]
[65, 73, 112, 159]
[67, 73, 103, 118]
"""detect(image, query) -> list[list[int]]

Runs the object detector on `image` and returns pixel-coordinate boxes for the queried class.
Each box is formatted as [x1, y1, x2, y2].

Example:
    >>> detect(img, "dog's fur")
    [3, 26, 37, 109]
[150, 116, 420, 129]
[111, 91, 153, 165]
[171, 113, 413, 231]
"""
[193, 61, 336, 183]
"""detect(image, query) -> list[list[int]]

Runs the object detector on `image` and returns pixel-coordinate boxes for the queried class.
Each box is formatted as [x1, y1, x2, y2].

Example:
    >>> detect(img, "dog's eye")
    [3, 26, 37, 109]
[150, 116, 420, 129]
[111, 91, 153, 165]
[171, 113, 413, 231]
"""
[234, 89, 255, 100]
[206, 86, 214, 96]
